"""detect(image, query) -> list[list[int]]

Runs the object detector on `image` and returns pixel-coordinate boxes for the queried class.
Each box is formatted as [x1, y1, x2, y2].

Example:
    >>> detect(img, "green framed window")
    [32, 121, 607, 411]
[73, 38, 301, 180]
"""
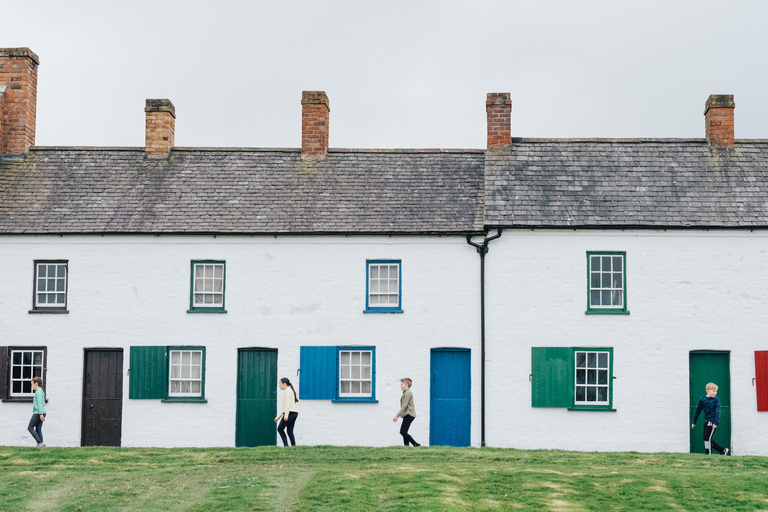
[531, 346, 615, 411]
[129, 346, 207, 403]
[188, 260, 226, 313]
[586, 252, 628, 315]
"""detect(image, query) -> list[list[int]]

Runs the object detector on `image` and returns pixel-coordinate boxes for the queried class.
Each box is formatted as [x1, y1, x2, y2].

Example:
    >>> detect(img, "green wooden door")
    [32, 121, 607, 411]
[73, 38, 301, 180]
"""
[236, 348, 278, 447]
[689, 351, 731, 454]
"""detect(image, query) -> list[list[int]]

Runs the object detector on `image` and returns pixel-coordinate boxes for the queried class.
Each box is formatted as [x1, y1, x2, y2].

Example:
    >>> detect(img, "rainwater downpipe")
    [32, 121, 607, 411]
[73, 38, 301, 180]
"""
[466, 228, 502, 447]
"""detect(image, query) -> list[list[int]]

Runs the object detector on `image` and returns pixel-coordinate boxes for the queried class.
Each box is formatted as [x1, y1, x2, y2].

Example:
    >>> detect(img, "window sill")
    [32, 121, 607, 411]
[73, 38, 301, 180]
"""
[161, 397, 208, 403]
[568, 405, 617, 412]
[585, 309, 629, 316]
[363, 309, 403, 314]
[28, 309, 69, 314]
[186, 309, 227, 314]
[2, 397, 33, 403]
[332, 398, 379, 403]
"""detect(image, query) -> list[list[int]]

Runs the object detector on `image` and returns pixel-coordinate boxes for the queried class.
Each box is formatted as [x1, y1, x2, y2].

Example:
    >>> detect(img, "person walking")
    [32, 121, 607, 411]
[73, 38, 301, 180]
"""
[28, 377, 47, 447]
[275, 377, 299, 446]
[393, 378, 420, 446]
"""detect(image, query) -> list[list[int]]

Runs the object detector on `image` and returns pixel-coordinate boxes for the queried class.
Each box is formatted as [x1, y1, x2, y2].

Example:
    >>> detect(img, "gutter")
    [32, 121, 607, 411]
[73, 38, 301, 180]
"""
[466, 228, 502, 447]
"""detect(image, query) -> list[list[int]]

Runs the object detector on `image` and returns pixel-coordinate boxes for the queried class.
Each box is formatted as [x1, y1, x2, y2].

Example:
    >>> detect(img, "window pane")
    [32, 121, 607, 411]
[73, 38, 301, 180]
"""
[598, 352, 608, 368]
[601, 290, 611, 305]
[389, 279, 397, 293]
[190, 381, 201, 394]
[194, 294, 203, 304]
[587, 353, 596, 367]
[12, 381, 22, 393]
[57, 265, 66, 276]
[362, 352, 371, 364]
[341, 352, 350, 364]
[56, 279, 65, 291]
[192, 352, 201, 364]
[23, 352, 32, 365]
[351, 381, 360, 393]
[591, 256, 600, 271]
[214, 280, 223, 292]
[613, 257, 622, 272]
[576, 386, 585, 401]
[214, 265, 223, 278]
[12, 352, 21, 365]
[22, 381, 31, 394]
[181, 381, 190, 394]
[204, 280, 213, 292]
[362, 367, 371, 379]
[380, 267, 388, 279]
[205, 266, 213, 278]
[370, 295, 379, 304]
[598, 387, 608, 402]
[12, 366, 21, 378]
[613, 273, 622, 288]
[171, 366, 180, 378]
[601, 273, 611, 288]
[591, 291, 600, 306]
[370, 281, 379, 292]
[612, 291, 622, 306]
[33, 367, 42, 378]
[587, 369, 596, 385]
[47, 280, 56, 291]
[361, 381, 371, 394]
[38, 280, 46, 292]
[23, 367, 32, 379]
[576, 352, 586, 367]
[340, 381, 350, 393]
[39, 265, 47, 277]
[602, 257, 611, 271]
[351, 352, 360, 364]
[587, 387, 596, 401]
[33, 352, 43, 365]
[181, 366, 190, 379]
[370, 266, 378, 278]
[340, 366, 350, 379]
[576, 369, 585, 385]
[171, 352, 180, 364]
[195, 265, 204, 277]
[351, 366, 360, 379]
[591, 274, 600, 288]
[182, 352, 190, 364]
[598, 370, 608, 385]
[388, 295, 398, 304]
[204, 294, 213, 304]
[56, 294, 65, 304]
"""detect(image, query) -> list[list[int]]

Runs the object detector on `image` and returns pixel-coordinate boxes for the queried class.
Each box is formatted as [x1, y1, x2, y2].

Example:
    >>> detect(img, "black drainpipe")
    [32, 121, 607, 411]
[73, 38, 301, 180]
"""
[466, 228, 502, 447]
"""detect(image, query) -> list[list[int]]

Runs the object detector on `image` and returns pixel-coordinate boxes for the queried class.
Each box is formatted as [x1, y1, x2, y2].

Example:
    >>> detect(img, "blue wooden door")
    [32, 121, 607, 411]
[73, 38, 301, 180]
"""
[430, 348, 471, 446]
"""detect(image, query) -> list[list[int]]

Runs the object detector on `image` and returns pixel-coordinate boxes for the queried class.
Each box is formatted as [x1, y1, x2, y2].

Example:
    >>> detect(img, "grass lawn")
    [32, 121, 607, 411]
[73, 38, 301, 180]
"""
[1, 446, 767, 511]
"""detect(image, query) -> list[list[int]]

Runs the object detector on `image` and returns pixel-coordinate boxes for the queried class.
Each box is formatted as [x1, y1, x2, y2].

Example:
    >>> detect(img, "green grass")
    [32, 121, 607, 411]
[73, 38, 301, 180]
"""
[1, 446, 767, 511]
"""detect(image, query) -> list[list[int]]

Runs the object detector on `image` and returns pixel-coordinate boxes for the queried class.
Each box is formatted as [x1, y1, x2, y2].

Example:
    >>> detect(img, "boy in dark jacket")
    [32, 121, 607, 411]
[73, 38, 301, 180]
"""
[692, 382, 729, 455]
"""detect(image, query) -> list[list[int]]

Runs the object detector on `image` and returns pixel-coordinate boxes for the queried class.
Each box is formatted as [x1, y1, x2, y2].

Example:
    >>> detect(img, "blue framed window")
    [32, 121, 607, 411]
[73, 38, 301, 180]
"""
[365, 260, 402, 313]
[299, 346, 377, 403]
[188, 260, 227, 313]
[586, 252, 628, 315]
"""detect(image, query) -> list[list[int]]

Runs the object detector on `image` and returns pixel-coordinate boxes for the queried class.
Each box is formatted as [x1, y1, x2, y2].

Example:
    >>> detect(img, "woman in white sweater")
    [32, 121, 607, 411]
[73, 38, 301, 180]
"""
[274, 377, 299, 446]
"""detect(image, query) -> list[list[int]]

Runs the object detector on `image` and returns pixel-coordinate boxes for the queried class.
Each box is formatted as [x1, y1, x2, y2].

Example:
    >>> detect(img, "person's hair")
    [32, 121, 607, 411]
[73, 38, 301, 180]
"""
[280, 377, 298, 402]
[401, 378, 412, 388]
[706, 382, 718, 391]
[32, 376, 45, 394]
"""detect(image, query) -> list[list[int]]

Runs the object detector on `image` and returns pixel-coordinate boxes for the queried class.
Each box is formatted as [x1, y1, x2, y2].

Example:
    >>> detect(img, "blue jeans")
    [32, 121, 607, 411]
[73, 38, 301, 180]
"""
[28, 413, 45, 445]
[277, 412, 298, 446]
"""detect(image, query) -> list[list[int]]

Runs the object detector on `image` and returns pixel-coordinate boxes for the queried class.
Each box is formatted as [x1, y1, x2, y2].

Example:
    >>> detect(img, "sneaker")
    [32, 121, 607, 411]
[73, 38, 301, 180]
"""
[723, 448, 729, 456]
[413, 443, 421, 447]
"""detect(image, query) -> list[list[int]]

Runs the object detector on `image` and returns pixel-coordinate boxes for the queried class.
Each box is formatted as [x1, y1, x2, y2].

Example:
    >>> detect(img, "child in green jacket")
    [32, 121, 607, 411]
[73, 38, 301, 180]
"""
[28, 377, 47, 447]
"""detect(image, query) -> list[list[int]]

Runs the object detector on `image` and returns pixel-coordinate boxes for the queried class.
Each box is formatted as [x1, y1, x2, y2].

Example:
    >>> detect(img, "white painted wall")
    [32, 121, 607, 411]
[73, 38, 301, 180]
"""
[485, 229, 768, 455]
[0, 235, 481, 448]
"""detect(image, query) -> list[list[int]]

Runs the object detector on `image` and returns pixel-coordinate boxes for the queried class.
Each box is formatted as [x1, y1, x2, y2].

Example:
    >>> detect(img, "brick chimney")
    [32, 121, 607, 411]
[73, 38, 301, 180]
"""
[0, 48, 39, 156]
[486, 93, 511, 149]
[301, 91, 329, 159]
[145, 99, 175, 157]
[704, 94, 735, 149]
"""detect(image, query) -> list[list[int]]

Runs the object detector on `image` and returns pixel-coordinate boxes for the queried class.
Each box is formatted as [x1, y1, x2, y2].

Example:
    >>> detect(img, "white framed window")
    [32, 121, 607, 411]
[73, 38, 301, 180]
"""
[366, 260, 402, 312]
[574, 350, 610, 405]
[10, 349, 45, 397]
[168, 349, 203, 397]
[189, 261, 226, 313]
[587, 252, 628, 314]
[339, 349, 373, 398]
[34, 261, 68, 310]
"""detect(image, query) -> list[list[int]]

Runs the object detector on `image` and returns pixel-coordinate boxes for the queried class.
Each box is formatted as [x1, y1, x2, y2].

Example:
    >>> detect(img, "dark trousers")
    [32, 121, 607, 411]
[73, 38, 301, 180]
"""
[28, 413, 45, 445]
[703, 421, 725, 454]
[277, 412, 298, 446]
[400, 414, 419, 446]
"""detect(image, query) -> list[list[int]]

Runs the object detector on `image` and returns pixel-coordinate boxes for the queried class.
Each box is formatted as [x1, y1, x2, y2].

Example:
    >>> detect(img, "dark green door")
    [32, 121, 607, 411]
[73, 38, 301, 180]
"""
[689, 351, 731, 454]
[236, 348, 277, 447]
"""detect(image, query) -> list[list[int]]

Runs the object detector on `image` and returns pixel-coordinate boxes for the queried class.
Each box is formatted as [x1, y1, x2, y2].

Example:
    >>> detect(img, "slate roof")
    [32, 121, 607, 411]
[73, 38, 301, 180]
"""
[0, 148, 485, 235]
[485, 139, 768, 228]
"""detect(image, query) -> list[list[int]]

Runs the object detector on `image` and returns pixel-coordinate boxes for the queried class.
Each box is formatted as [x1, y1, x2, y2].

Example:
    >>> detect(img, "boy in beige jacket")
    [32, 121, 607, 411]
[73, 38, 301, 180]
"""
[393, 378, 420, 446]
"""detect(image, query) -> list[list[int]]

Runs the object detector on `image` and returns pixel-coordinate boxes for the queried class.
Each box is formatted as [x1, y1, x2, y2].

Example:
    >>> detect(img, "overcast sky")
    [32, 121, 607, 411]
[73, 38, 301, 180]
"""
[4, 1, 767, 149]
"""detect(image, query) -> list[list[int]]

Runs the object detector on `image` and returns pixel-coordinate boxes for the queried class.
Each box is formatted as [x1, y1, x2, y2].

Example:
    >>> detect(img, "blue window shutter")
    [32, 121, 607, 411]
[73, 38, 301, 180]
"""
[531, 347, 573, 407]
[300, 346, 337, 399]
[129, 346, 168, 399]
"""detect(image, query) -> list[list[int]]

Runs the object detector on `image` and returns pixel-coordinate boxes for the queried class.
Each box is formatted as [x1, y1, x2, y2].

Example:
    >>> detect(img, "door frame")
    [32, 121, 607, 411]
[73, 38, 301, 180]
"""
[688, 350, 731, 454]
[81, 347, 124, 447]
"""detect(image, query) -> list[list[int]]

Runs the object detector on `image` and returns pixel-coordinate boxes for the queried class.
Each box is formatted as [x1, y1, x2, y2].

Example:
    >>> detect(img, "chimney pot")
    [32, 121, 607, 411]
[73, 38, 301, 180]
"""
[145, 99, 175, 157]
[486, 93, 511, 149]
[704, 94, 735, 149]
[301, 91, 330, 160]
[0, 47, 40, 156]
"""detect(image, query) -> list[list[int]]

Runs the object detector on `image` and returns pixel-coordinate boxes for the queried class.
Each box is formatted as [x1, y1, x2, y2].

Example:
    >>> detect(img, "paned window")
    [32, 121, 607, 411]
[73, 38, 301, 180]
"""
[339, 350, 373, 397]
[299, 346, 377, 403]
[33, 261, 68, 311]
[531, 346, 614, 411]
[575, 351, 610, 405]
[366, 260, 402, 313]
[169, 349, 203, 397]
[188, 261, 226, 313]
[587, 252, 628, 314]
[0, 347, 47, 402]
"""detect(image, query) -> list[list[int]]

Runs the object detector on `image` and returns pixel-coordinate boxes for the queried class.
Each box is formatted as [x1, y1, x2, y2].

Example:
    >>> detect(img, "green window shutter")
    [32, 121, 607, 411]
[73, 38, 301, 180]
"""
[129, 346, 168, 399]
[531, 347, 573, 407]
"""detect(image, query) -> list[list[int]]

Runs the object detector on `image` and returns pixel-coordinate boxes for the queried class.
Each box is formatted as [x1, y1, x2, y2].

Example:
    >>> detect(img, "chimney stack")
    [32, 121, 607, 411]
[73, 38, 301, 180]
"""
[301, 91, 329, 159]
[0, 48, 39, 156]
[704, 94, 735, 149]
[486, 93, 511, 149]
[145, 99, 175, 157]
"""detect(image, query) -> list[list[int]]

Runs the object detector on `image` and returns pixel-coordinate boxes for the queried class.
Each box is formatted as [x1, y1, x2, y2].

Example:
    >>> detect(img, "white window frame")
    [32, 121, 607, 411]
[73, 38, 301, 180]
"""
[338, 349, 373, 398]
[10, 349, 45, 397]
[574, 350, 610, 405]
[34, 261, 68, 309]
[588, 253, 625, 310]
[168, 349, 203, 398]
[366, 260, 401, 312]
